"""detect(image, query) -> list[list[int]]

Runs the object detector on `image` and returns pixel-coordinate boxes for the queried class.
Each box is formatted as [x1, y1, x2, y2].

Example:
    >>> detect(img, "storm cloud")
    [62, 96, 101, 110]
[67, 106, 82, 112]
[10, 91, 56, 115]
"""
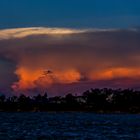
[0, 27, 140, 96]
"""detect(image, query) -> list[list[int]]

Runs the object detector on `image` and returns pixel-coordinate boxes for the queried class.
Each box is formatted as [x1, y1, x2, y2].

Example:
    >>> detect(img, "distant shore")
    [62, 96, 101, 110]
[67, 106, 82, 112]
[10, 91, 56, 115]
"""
[0, 88, 140, 113]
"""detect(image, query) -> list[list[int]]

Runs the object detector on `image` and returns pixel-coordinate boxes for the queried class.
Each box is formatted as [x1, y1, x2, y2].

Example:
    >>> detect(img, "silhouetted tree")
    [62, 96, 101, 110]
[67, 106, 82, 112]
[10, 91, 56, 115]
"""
[0, 88, 140, 113]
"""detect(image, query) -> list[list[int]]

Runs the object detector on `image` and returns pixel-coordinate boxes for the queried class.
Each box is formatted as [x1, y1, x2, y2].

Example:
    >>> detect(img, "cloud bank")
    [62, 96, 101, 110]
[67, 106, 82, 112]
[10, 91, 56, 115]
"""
[0, 27, 140, 96]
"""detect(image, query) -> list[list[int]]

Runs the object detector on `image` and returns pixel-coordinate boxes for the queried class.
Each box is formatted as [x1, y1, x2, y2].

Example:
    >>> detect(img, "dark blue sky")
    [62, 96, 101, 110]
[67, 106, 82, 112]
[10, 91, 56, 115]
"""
[0, 0, 140, 29]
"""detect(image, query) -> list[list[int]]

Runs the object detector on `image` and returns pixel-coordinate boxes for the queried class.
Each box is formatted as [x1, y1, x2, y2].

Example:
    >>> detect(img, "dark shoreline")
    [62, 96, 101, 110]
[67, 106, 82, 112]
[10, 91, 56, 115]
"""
[0, 88, 140, 113]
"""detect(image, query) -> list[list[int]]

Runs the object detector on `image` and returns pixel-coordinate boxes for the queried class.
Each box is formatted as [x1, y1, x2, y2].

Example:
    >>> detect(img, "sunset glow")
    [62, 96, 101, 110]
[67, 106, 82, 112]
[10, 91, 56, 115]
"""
[0, 27, 140, 95]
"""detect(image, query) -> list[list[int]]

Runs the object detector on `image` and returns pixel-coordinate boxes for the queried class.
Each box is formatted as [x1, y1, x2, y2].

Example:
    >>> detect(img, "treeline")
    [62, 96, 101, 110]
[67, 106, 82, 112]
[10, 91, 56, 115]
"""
[0, 88, 140, 113]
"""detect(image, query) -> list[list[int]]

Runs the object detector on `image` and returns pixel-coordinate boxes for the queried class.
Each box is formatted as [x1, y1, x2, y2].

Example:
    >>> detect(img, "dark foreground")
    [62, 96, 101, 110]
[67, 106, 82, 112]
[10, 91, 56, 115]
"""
[0, 112, 140, 140]
[1, 88, 140, 113]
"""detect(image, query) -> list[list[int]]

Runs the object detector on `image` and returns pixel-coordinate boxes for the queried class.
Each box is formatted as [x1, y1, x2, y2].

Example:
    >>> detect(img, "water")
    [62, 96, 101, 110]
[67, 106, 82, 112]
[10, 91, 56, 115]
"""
[0, 112, 140, 140]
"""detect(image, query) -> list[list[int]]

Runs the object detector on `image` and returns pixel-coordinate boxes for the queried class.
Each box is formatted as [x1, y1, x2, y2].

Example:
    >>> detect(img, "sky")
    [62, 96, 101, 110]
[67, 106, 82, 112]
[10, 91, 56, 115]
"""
[0, 0, 140, 96]
[0, 0, 140, 29]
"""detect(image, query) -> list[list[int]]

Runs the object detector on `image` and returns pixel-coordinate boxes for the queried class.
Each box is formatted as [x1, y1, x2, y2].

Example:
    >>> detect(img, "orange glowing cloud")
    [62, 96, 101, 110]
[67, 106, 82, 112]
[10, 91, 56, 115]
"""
[13, 66, 140, 92]
[89, 67, 140, 80]
[12, 66, 81, 91]
[12, 67, 43, 90]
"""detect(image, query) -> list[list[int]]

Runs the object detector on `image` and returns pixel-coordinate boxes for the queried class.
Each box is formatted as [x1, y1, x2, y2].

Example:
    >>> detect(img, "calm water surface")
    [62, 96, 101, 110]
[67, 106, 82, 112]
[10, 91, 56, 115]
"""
[0, 112, 140, 140]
